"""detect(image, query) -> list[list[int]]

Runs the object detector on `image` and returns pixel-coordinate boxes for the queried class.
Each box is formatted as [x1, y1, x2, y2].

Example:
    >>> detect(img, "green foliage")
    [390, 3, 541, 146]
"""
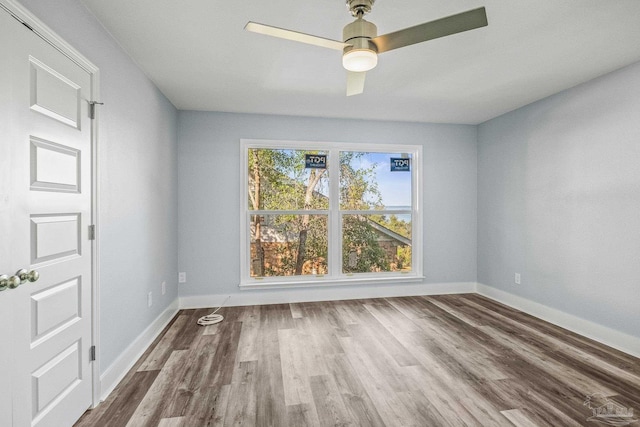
[369, 214, 412, 239]
[342, 216, 390, 273]
[249, 148, 406, 276]
[249, 148, 328, 211]
[396, 246, 412, 270]
[339, 151, 382, 210]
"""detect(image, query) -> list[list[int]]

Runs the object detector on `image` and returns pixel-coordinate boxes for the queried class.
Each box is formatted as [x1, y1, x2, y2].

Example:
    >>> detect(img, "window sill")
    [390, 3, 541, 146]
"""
[239, 274, 426, 290]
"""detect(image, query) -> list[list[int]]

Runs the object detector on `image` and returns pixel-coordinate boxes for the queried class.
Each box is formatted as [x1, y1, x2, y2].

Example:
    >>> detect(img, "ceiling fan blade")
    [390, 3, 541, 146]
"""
[372, 7, 488, 54]
[346, 71, 366, 96]
[244, 22, 349, 51]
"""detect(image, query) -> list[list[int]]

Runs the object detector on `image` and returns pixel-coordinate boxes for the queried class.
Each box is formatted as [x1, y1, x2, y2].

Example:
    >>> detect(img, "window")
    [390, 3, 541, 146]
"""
[240, 139, 422, 287]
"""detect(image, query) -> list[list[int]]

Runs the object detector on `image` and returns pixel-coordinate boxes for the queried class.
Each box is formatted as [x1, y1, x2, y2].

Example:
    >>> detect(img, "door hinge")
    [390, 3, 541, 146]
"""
[88, 224, 96, 240]
[90, 345, 96, 361]
[88, 101, 104, 119]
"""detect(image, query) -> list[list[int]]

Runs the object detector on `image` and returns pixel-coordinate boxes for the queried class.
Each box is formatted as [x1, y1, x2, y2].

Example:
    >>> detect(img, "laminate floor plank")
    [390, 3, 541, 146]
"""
[464, 294, 639, 369]
[293, 316, 341, 376]
[158, 417, 185, 427]
[500, 409, 538, 427]
[398, 366, 477, 426]
[309, 375, 353, 427]
[254, 306, 288, 427]
[183, 384, 231, 427]
[236, 316, 260, 363]
[161, 333, 221, 418]
[260, 303, 295, 330]
[76, 295, 640, 427]
[428, 296, 486, 328]
[224, 361, 258, 427]
[338, 335, 431, 426]
[495, 351, 597, 425]
[479, 325, 618, 396]
[168, 320, 242, 420]
[358, 304, 423, 367]
[343, 324, 409, 392]
[400, 356, 511, 427]
[466, 297, 640, 388]
[385, 295, 440, 320]
[125, 349, 191, 427]
[278, 328, 316, 406]
[286, 403, 321, 427]
[324, 353, 386, 427]
[73, 313, 183, 426]
[138, 314, 191, 371]
[289, 303, 305, 319]
[172, 308, 212, 350]
[318, 302, 351, 337]
[75, 370, 160, 427]
[295, 302, 345, 355]
[207, 320, 243, 386]
[412, 315, 510, 382]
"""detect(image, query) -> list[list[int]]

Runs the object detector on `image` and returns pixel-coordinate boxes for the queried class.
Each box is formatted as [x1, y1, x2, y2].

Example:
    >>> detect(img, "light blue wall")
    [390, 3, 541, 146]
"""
[19, 0, 180, 372]
[178, 111, 477, 298]
[478, 61, 640, 338]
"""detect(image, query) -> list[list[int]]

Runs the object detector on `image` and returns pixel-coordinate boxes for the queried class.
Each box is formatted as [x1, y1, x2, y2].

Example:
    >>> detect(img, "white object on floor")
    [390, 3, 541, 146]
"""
[197, 296, 231, 326]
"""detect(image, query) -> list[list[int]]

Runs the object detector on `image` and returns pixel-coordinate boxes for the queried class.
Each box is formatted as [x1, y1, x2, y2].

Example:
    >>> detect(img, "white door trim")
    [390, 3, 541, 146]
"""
[0, 0, 102, 408]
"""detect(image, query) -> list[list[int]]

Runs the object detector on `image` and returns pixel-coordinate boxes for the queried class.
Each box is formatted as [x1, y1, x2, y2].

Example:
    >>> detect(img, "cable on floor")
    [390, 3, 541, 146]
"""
[197, 296, 231, 326]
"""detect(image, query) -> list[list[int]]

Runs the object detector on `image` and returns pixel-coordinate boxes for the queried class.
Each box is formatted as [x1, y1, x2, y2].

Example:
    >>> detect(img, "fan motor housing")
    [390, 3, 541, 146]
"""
[343, 18, 378, 52]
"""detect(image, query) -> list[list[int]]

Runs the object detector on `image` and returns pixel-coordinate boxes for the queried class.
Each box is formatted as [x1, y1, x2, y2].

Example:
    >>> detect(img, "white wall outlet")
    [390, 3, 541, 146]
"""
[147, 291, 153, 307]
[515, 273, 521, 285]
[161, 281, 166, 295]
[178, 272, 186, 283]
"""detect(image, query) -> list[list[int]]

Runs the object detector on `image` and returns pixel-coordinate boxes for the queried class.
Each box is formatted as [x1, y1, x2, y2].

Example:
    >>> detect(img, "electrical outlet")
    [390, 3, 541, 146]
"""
[161, 281, 166, 295]
[178, 272, 186, 283]
[515, 273, 521, 285]
[147, 291, 153, 307]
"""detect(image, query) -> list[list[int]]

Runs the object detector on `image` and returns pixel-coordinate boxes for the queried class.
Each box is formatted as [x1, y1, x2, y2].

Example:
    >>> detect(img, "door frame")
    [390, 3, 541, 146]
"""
[0, 0, 102, 409]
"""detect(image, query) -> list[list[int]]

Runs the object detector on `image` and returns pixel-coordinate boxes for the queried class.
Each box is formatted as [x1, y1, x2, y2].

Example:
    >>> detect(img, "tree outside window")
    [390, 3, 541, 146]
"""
[241, 140, 420, 286]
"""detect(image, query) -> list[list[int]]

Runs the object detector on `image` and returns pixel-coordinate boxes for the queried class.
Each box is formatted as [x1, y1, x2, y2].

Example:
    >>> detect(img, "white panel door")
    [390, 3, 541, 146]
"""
[0, 9, 94, 427]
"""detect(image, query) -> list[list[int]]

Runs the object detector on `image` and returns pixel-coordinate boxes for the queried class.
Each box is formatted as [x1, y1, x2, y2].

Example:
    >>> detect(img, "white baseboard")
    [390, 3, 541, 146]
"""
[99, 299, 179, 401]
[476, 283, 640, 358]
[180, 282, 476, 309]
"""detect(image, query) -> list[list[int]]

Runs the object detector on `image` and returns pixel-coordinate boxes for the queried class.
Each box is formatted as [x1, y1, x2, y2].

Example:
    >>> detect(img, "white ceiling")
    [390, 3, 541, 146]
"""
[80, 0, 640, 124]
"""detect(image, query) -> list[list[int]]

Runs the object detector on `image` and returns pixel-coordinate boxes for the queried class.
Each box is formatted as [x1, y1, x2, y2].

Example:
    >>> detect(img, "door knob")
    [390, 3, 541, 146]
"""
[16, 269, 40, 284]
[8, 276, 21, 289]
[5, 275, 21, 289]
[0, 275, 20, 290]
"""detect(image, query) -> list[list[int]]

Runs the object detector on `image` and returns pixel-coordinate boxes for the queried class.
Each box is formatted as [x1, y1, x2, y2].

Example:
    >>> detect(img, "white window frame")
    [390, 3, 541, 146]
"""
[240, 139, 423, 288]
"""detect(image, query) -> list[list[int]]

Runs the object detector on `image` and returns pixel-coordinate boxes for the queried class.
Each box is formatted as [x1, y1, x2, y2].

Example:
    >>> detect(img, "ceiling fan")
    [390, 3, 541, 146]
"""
[244, 0, 488, 96]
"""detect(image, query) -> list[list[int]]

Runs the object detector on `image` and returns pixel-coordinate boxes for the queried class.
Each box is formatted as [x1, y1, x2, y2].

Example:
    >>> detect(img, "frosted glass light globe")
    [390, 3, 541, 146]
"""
[342, 49, 378, 72]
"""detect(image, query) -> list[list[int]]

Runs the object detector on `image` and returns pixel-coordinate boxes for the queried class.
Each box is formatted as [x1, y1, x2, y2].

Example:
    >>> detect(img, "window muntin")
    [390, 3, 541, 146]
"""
[241, 140, 421, 287]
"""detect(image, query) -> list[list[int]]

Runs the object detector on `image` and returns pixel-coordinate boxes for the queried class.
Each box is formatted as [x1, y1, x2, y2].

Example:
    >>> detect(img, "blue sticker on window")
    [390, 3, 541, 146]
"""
[390, 158, 410, 172]
[305, 154, 327, 169]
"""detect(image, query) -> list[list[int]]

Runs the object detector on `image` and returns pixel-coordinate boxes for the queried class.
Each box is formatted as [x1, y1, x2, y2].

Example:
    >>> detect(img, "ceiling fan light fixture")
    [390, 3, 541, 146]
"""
[342, 48, 378, 72]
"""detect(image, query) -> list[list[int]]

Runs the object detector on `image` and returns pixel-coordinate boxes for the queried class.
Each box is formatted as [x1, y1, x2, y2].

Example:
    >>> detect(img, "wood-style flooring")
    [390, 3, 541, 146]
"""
[75, 294, 640, 426]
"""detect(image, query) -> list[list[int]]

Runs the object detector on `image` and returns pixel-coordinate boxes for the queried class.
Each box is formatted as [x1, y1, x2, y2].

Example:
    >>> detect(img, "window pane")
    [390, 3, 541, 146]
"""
[339, 151, 412, 210]
[342, 214, 412, 273]
[250, 214, 328, 277]
[248, 148, 329, 210]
